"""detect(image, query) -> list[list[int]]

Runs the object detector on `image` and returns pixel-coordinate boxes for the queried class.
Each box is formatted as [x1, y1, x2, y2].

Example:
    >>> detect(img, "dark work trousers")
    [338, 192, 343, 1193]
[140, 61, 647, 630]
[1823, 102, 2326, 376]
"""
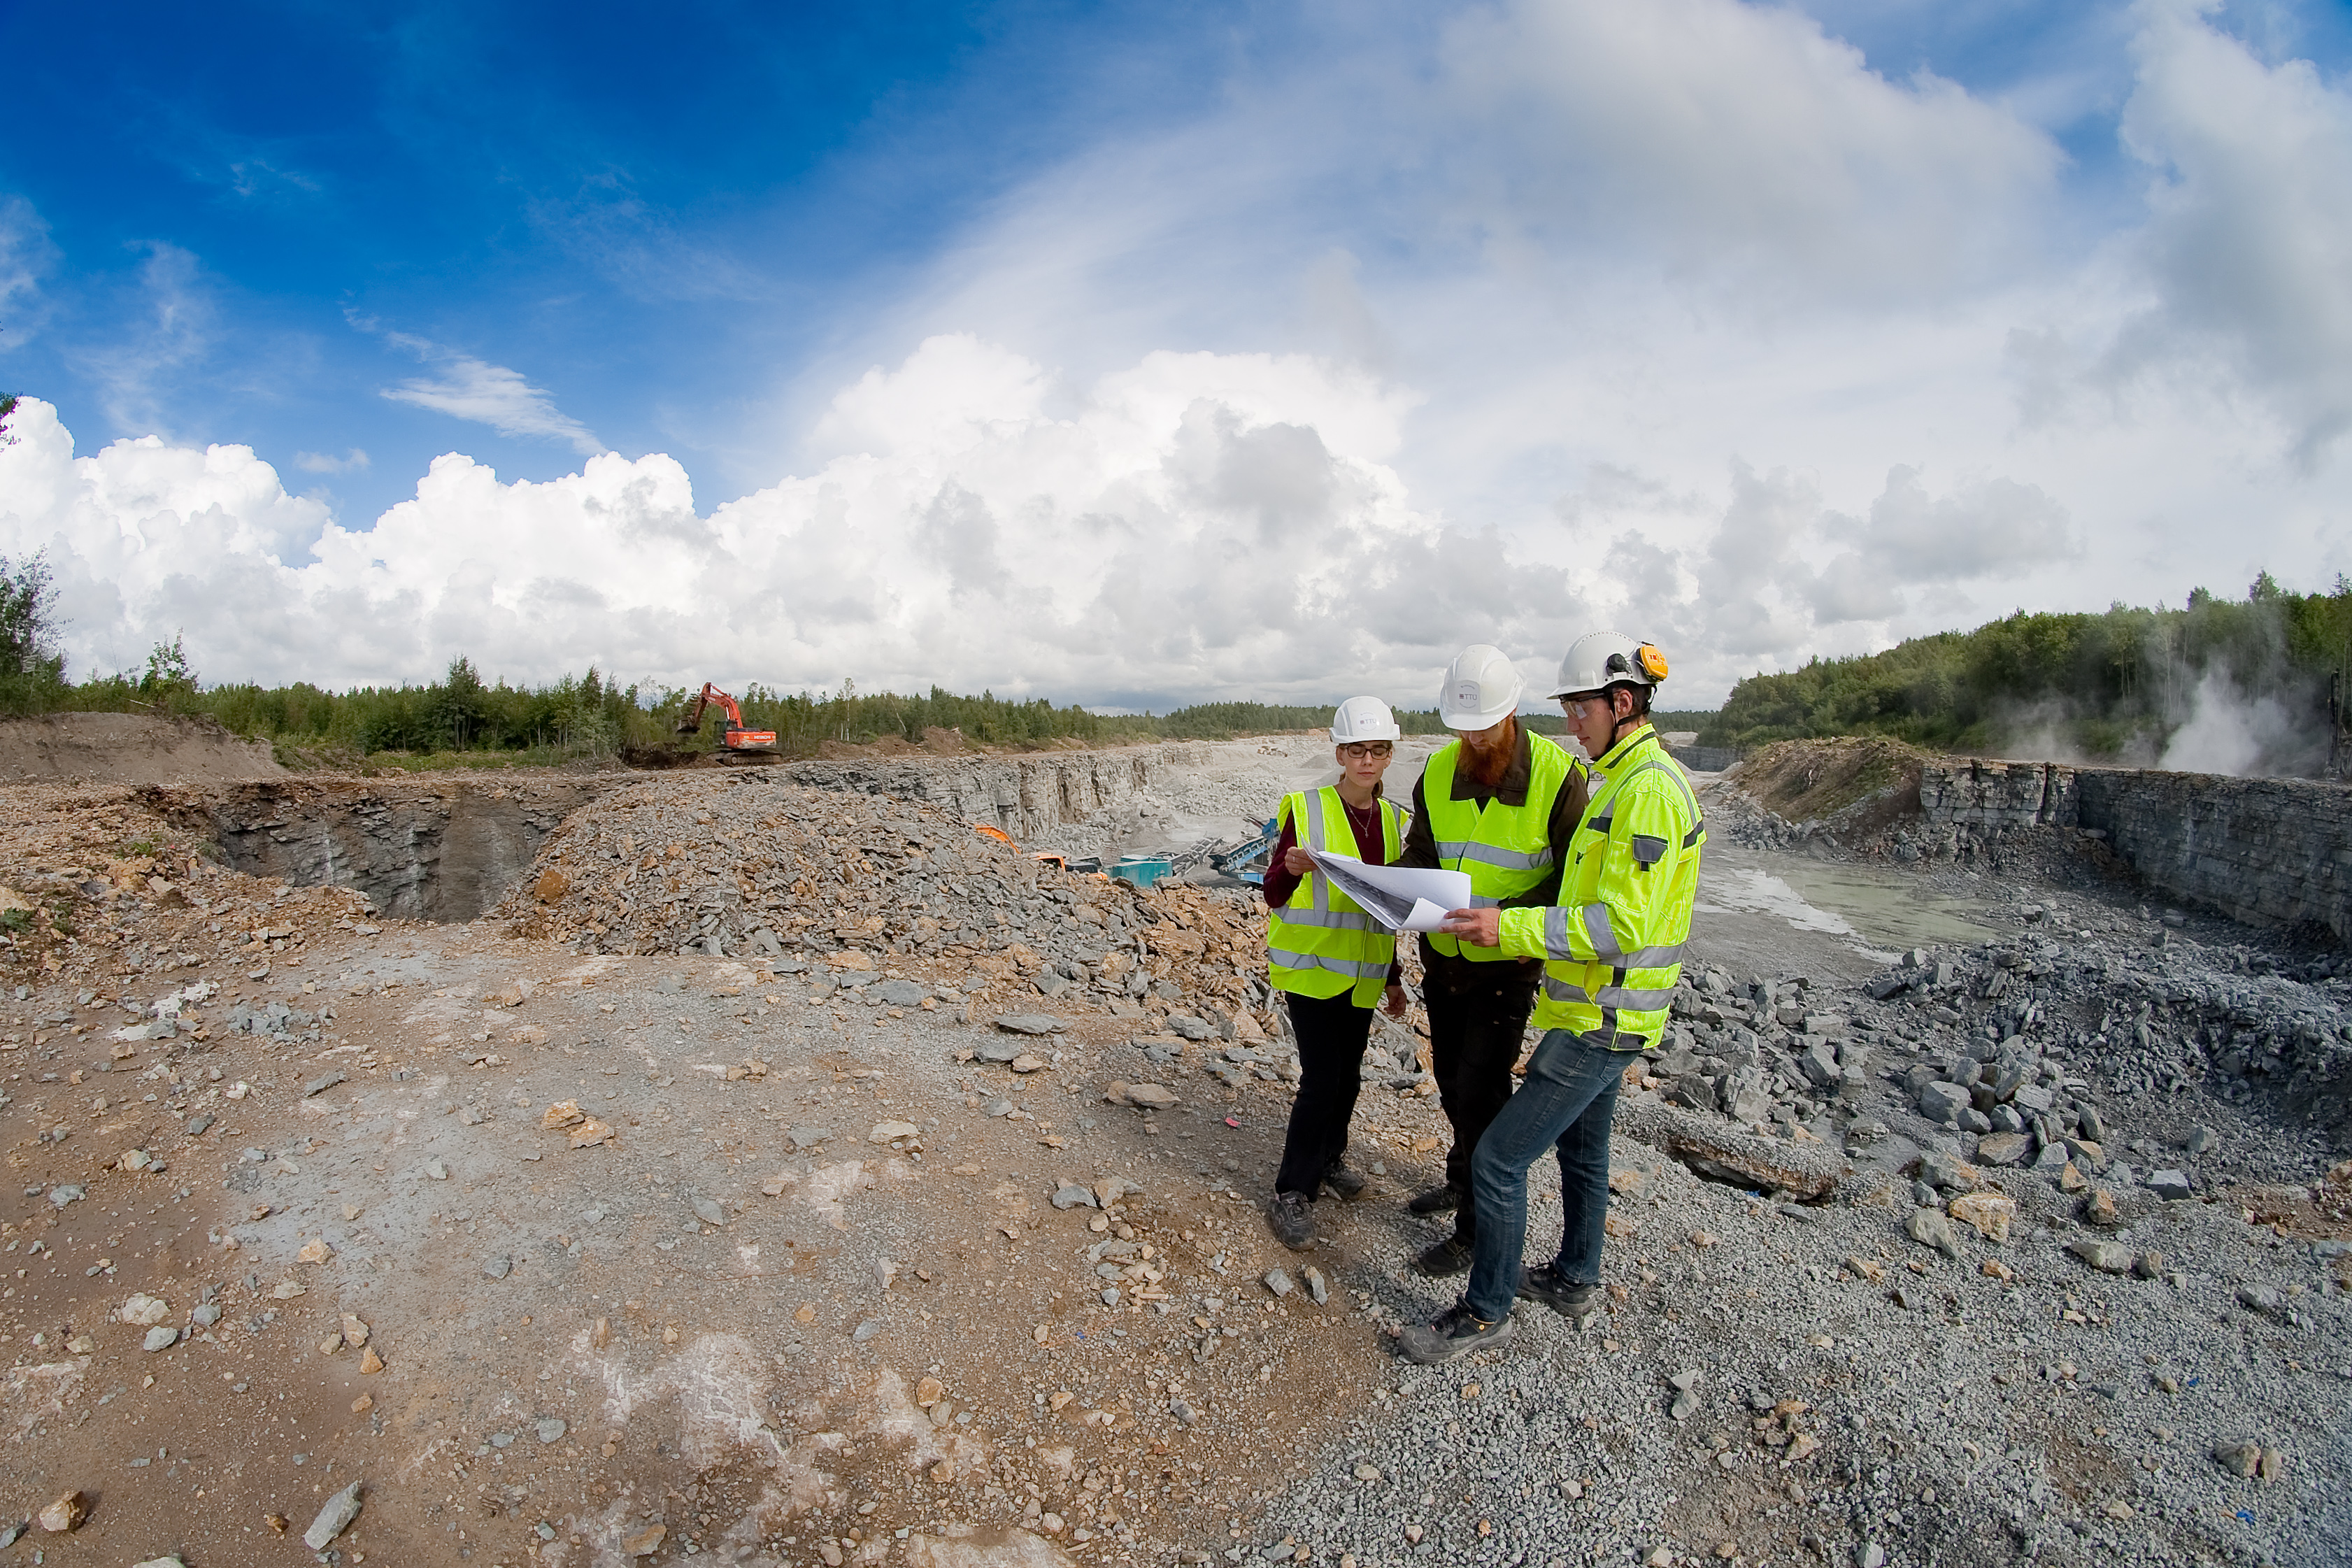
[1423, 955, 1541, 1245]
[1273, 988, 1376, 1197]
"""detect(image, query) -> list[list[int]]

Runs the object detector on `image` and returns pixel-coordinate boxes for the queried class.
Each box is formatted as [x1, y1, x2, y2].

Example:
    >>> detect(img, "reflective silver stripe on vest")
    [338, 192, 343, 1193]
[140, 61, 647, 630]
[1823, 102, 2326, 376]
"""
[1540, 976, 1674, 1011]
[1467, 895, 1501, 909]
[1433, 840, 1553, 871]
[1581, 901, 1618, 960]
[1267, 947, 1392, 980]
[1540, 906, 1580, 960]
[1278, 907, 1380, 931]
[1539, 906, 1682, 965]
[1302, 792, 1332, 914]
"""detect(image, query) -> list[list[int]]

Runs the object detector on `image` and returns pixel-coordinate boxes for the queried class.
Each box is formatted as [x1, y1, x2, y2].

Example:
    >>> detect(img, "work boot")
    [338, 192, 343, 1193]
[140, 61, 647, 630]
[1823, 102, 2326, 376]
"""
[1411, 1235, 1472, 1277]
[1406, 1183, 1462, 1216]
[1395, 1302, 1515, 1364]
[1320, 1164, 1367, 1201]
[1264, 1191, 1316, 1251]
[1516, 1262, 1603, 1325]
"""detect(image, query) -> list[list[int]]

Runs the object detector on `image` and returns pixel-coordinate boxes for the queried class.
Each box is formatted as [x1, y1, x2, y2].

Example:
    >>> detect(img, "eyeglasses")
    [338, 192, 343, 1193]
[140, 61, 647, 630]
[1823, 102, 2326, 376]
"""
[1338, 742, 1394, 760]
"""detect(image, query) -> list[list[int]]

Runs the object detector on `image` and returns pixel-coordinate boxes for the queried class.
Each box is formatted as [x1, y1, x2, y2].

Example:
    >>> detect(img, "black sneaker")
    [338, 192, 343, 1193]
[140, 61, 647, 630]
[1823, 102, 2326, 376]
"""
[1264, 1191, 1316, 1251]
[1320, 1164, 1367, 1201]
[1517, 1262, 1602, 1325]
[1406, 1183, 1462, 1216]
[1411, 1235, 1472, 1277]
[1395, 1302, 1516, 1364]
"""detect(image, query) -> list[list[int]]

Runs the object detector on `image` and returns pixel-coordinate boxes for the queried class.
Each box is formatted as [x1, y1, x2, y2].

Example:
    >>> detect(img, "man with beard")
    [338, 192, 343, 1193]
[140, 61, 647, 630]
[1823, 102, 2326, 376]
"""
[1393, 644, 1587, 1278]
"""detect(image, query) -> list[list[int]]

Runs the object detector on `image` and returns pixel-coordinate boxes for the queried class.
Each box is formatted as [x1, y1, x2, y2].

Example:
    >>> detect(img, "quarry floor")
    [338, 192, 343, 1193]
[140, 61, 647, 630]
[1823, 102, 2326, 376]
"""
[0, 736, 2346, 1568]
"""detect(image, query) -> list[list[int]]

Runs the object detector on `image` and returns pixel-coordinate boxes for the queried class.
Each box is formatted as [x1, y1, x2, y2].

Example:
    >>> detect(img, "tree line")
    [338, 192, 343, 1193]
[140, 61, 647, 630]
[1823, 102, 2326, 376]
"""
[1697, 572, 2352, 768]
[0, 548, 1618, 761]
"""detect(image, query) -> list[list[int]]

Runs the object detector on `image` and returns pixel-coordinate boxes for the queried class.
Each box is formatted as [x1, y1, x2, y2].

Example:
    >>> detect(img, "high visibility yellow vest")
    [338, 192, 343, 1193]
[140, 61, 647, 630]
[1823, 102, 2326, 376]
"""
[1498, 727, 1704, 1050]
[1267, 787, 1406, 1007]
[1419, 732, 1577, 960]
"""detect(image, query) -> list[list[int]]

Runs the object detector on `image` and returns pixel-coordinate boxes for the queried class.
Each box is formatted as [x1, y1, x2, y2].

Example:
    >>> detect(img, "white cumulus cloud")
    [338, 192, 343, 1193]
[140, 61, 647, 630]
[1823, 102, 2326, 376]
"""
[378, 331, 604, 457]
[2, 347, 1528, 699]
[2111, 0, 2352, 469]
[0, 332, 2107, 707]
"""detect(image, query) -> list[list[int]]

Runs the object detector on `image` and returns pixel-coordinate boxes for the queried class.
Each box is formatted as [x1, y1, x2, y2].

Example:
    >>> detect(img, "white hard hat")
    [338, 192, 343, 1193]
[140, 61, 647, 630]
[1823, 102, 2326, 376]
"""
[1331, 696, 1402, 743]
[1548, 632, 1669, 699]
[1437, 645, 1525, 730]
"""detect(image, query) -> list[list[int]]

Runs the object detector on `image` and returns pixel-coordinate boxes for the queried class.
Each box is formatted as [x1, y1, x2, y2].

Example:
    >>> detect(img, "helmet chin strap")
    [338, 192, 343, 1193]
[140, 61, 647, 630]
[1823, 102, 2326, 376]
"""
[1602, 691, 1648, 750]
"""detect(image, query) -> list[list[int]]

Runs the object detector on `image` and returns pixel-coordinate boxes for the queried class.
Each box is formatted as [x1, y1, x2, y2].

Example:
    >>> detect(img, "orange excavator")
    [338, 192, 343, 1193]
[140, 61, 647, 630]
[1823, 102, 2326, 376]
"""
[674, 683, 780, 760]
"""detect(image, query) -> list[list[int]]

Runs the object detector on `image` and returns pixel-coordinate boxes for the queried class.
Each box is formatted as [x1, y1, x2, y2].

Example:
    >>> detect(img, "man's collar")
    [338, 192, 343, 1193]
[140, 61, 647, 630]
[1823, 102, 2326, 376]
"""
[1592, 722, 1658, 774]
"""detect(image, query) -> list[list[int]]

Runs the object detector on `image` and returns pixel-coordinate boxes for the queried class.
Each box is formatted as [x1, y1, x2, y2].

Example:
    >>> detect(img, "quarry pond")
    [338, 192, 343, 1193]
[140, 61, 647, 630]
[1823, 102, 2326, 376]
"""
[1698, 841, 2004, 961]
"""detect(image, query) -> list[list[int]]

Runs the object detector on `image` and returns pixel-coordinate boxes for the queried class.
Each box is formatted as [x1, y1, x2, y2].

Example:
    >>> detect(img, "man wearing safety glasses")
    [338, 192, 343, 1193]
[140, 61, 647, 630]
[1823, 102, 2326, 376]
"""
[1395, 633, 1706, 1363]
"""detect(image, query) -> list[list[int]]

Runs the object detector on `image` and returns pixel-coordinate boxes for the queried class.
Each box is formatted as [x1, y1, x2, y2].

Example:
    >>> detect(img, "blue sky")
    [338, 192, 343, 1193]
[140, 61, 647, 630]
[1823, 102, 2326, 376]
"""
[4, 1, 1271, 515]
[4, 1, 2351, 707]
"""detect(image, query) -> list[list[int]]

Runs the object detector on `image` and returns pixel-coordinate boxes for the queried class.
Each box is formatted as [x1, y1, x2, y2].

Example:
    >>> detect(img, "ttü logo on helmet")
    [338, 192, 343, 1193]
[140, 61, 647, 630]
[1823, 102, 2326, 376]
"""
[1451, 680, 1481, 711]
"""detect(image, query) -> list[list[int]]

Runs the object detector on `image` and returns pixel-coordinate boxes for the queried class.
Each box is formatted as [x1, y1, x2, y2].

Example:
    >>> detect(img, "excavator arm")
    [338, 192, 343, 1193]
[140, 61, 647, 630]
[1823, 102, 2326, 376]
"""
[675, 683, 747, 735]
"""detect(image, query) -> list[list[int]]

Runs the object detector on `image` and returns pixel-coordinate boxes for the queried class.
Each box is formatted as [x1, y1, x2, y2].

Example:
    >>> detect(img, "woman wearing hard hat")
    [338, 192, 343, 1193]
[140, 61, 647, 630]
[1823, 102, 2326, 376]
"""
[1259, 695, 1412, 1250]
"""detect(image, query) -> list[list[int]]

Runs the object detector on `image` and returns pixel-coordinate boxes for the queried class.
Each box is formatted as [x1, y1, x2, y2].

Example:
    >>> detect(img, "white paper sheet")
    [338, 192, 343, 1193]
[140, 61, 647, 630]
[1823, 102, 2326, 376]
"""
[1302, 850, 1474, 934]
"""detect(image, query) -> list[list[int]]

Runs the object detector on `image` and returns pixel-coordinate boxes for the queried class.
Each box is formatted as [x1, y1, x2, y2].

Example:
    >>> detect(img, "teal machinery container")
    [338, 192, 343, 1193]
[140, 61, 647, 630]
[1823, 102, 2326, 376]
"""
[1111, 855, 1174, 890]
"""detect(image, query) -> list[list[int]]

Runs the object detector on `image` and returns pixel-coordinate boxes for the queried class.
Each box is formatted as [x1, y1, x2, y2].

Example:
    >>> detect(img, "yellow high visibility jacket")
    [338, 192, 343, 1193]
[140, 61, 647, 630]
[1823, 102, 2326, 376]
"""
[1497, 726, 1704, 1050]
[1419, 732, 1577, 961]
[1267, 787, 1407, 1008]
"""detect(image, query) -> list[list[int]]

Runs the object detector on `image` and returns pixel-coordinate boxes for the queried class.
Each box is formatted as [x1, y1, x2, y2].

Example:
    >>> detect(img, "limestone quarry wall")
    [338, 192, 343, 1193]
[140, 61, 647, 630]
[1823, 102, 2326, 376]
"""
[781, 743, 1219, 842]
[142, 777, 617, 922]
[1922, 758, 2352, 944]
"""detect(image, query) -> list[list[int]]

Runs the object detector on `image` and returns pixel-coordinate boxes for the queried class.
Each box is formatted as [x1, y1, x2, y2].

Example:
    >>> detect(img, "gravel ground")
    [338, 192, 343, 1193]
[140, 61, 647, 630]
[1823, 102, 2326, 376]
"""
[1234, 777, 2351, 1568]
[1, 748, 2344, 1568]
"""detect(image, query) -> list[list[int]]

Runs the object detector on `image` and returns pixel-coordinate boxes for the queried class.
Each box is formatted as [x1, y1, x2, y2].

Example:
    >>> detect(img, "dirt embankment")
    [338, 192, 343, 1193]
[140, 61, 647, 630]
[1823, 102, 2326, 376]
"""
[1732, 737, 1931, 828]
[0, 713, 286, 786]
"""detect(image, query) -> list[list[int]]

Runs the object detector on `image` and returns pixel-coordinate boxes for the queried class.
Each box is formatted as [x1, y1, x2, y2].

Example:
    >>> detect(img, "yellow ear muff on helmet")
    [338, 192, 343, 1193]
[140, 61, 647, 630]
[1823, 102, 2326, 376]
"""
[1636, 643, 1669, 682]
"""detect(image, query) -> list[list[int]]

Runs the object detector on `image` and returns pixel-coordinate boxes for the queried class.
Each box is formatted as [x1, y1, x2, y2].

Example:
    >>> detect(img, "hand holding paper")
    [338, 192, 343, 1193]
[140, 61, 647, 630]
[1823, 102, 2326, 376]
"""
[1437, 906, 1502, 947]
[1301, 850, 1474, 934]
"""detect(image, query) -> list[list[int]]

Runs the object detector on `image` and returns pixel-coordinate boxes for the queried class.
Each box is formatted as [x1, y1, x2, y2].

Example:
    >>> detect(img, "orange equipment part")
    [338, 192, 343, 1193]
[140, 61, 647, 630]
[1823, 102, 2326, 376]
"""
[974, 825, 1016, 846]
[676, 683, 778, 753]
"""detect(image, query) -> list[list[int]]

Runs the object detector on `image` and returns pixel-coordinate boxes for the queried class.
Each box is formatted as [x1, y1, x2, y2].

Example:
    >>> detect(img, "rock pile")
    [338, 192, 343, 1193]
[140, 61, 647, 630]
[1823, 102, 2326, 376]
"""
[492, 771, 1280, 1028]
[1654, 888, 2352, 1188]
[0, 782, 383, 995]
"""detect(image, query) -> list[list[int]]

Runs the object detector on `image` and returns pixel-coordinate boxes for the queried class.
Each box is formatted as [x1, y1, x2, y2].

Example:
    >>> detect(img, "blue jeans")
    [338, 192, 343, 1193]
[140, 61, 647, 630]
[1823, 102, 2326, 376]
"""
[1464, 1029, 1627, 1322]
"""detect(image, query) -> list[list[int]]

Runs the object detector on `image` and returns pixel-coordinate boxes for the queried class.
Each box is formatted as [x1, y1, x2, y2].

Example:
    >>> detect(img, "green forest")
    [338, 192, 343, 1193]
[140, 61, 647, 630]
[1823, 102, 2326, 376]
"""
[1697, 572, 2352, 769]
[20, 525, 2337, 771]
